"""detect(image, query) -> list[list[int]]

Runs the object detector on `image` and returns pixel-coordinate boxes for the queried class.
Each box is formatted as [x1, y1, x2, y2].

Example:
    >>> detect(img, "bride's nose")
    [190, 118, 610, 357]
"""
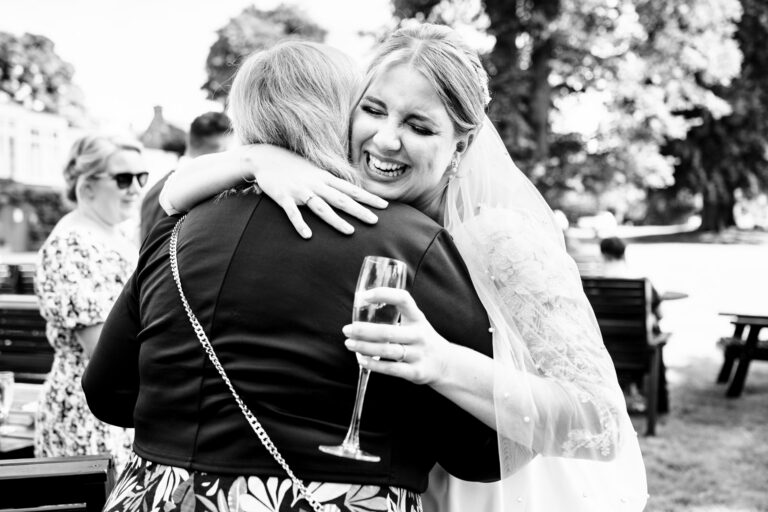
[372, 120, 401, 153]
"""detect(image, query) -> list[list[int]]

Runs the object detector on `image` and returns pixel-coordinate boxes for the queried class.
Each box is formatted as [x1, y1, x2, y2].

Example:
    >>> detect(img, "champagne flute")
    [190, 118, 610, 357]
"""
[319, 256, 407, 462]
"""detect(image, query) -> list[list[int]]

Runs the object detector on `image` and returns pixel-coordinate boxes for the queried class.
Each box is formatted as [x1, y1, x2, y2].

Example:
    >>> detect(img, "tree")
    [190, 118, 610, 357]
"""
[203, 4, 327, 103]
[549, 0, 743, 221]
[0, 32, 86, 125]
[664, 0, 768, 231]
[391, 0, 743, 224]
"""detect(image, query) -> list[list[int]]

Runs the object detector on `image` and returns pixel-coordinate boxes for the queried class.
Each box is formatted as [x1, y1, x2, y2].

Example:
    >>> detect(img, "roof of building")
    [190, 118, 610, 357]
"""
[139, 105, 186, 156]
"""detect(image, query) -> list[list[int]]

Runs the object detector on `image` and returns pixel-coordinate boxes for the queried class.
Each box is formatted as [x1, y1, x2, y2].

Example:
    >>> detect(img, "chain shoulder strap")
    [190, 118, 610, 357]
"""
[169, 216, 323, 512]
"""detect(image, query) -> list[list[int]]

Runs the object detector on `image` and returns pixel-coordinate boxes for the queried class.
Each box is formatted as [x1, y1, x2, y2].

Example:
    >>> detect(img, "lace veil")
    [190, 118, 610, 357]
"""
[442, 117, 648, 511]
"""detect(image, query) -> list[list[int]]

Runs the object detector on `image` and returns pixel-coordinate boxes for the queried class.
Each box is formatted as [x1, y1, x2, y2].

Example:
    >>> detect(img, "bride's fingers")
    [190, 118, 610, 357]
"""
[356, 288, 424, 322]
[342, 323, 419, 345]
[344, 339, 413, 361]
[303, 193, 354, 235]
[319, 185, 379, 224]
[357, 356, 416, 382]
[272, 192, 312, 239]
[325, 176, 388, 209]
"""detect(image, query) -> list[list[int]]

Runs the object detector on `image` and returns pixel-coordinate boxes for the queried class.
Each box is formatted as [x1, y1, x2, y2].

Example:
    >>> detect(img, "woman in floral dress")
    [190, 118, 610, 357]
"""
[34, 134, 147, 471]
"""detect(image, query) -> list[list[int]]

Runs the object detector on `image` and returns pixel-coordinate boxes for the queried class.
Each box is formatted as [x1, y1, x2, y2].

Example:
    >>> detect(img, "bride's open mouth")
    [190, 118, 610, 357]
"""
[365, 152, 407, 180]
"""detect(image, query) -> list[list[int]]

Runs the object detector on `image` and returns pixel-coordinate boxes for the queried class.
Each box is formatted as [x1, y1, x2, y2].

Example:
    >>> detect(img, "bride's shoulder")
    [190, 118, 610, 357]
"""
[460, 207, 581, 296]
[466, 207, 559, 245]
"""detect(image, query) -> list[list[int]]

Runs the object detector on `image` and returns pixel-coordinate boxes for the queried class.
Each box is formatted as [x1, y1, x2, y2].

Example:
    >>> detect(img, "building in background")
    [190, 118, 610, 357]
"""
[0, 103, 187, 252]
[0, 102, 80, 188]
[138, 105, 186, 188]
[0, 102, 82, 252]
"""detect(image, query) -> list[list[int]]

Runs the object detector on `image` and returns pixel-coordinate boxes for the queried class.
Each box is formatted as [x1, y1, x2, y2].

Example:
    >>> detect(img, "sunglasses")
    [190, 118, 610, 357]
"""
[94, 172, 149, 190]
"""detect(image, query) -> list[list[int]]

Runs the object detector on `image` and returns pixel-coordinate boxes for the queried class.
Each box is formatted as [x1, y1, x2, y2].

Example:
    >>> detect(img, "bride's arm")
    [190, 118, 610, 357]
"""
[343, 301, 498, 428]
[343, 288, 617, 461]
[161, 144, 388, 238]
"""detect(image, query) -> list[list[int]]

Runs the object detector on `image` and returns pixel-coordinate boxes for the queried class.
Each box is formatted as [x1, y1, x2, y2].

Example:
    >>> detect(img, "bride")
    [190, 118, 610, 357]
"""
[160, 22, 648, 512]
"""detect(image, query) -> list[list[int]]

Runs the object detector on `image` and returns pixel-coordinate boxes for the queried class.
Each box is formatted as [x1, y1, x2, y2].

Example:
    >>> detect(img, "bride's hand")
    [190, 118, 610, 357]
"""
[249, 145, 388, 239]
[341, 287, 451, 386]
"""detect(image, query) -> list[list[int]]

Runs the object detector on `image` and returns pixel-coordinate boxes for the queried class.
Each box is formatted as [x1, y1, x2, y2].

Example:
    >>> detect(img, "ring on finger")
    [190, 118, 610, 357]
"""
[395, 343, 407, 363]
[304, 193, 318, 206]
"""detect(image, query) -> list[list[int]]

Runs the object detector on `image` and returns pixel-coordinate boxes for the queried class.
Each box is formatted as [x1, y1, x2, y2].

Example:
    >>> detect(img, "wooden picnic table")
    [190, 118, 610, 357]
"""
[660, 290, 689, 301]
[718, 312, 768, 398]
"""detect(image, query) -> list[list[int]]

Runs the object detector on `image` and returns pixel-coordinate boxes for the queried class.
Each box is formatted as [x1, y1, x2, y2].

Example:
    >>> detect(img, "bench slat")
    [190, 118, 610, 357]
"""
[582, 276, 663, 435]
[0, 297, 52, 378]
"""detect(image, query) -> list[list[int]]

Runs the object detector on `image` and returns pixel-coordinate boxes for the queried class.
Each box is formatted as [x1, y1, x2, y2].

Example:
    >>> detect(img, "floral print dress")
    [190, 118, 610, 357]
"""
[105, 454, 422, 512]
[34, 229, 135, 470]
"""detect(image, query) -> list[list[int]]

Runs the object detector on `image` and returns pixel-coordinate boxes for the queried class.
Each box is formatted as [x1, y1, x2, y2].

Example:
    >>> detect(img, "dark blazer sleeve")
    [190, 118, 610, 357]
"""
[82, 269, 141, 428]
[139, 173, 170, 241]
[411, 229, 501, 482]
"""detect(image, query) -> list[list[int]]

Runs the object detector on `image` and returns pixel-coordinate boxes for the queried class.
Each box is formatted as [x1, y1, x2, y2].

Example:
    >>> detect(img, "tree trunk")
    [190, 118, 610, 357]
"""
[530, 37, 553, 162]
[484, 0, 522, 150]
[700, 200, 721, 232]
[700, 192, 735, 232]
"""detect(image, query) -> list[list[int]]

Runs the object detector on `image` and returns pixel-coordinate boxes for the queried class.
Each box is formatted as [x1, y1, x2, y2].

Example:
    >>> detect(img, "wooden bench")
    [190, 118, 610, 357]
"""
[0, 258, 37, 296]
[581, 277, 670, 435]
[0, 455, 116, 512]
[0, 295, 52, 384]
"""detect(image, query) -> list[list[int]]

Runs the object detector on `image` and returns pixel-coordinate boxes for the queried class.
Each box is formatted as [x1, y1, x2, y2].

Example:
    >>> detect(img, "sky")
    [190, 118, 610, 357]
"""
[0, 0, 393, 133]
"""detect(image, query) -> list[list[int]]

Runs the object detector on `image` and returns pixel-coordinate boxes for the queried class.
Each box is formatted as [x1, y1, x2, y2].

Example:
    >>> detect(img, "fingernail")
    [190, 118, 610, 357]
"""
[342, 325, 352, 336]
[366, 214, 378, 224]
[344, 339, 355, 349]
[300, 228, 312, 239]
[343, 226, 354, 235]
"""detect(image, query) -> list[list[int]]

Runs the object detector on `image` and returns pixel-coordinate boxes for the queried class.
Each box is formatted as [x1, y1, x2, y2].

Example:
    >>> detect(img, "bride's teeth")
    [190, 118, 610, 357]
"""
[368, 154, 405, 176]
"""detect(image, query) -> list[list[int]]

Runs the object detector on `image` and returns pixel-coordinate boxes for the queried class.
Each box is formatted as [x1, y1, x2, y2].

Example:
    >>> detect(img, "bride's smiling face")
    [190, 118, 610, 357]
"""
[350, 64, 463, 213]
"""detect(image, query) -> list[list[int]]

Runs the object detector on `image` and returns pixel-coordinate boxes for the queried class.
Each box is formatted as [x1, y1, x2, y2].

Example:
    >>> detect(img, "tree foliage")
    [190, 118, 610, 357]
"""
[0, 32, 86, 125]
[664, 0, 768, 230]
[203, 4, 327, 102]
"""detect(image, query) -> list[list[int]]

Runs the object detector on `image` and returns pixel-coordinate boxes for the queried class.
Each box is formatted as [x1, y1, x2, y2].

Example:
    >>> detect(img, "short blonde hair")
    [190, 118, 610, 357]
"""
[63, 134, 143, 203]
[228, 41, 361, 184]
[364, 23, 490, 136]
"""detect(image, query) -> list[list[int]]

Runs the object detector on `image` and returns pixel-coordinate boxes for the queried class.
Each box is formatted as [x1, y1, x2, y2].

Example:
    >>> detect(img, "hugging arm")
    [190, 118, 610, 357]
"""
[161, 144, 387, 238]
[345, 214, 625, 462]
[81, 272, 141, 428]
[382, 229, 506, 480]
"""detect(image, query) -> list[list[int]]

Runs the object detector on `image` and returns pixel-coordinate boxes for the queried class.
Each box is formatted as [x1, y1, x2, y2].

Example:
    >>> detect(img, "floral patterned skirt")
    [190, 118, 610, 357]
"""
[104, 453, 423, 512]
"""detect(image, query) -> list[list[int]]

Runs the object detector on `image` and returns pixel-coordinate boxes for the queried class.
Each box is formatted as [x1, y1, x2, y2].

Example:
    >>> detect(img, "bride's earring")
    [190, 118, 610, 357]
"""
[447, 153, 459, 180]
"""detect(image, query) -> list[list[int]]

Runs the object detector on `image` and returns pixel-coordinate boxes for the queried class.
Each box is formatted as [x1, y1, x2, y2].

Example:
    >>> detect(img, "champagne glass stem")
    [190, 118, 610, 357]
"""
[341, 366, 372, 448]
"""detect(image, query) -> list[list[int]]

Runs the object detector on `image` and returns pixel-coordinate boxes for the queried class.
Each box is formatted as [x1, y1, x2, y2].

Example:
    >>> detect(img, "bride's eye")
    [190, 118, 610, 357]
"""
[361, 104, 385, 117]
[410, 124, 434, 136]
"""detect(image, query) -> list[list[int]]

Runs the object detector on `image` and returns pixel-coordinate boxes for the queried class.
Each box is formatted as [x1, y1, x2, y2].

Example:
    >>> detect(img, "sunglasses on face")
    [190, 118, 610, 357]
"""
[94, 172, 149, 190]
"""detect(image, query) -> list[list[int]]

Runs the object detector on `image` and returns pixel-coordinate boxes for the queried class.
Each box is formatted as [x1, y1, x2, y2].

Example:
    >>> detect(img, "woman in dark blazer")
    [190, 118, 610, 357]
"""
[83, 41, 498, 512]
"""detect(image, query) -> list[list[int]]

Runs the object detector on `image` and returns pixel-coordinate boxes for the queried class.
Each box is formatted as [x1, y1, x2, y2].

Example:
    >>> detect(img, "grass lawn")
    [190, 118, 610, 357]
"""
[593, 229, 768, 511]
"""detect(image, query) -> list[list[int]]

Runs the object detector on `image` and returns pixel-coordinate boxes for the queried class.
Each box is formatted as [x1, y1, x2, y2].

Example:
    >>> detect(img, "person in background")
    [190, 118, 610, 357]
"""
[140, 111, 232, 239]
[599, 236, 663, 322]
[34, 135, 146, 471]
[599, 236, 668, 413]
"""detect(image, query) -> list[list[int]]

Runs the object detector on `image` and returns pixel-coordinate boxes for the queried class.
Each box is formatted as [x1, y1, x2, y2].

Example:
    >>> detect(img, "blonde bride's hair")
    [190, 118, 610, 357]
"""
[364, 23, 490, 137]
